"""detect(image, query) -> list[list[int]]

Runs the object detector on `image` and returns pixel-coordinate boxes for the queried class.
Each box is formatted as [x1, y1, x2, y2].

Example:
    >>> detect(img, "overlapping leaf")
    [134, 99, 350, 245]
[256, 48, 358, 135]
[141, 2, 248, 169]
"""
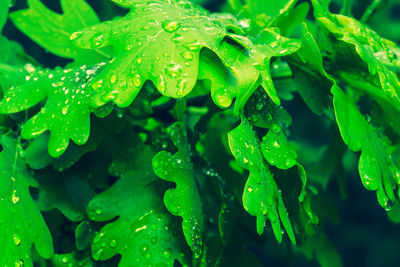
[0, 0, 11, 33]
[312, 0, 400, 112]
[228, 118, 296, 244]
[287, 23, 334, 115]
[0, 64, 104, 157]
[72, 0, 236, 107]
[72, 0, 299, 111]
[332, 85, 400, 210]
[87, 142, 189, 266]
[0, 135, 53, 267]
[152, 122, 205, 260]
[10, 0, 108, 64]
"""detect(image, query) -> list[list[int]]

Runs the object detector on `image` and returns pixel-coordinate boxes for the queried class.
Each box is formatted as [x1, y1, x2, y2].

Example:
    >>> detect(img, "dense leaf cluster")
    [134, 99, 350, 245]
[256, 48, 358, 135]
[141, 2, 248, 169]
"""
[1, 0, 400, 266]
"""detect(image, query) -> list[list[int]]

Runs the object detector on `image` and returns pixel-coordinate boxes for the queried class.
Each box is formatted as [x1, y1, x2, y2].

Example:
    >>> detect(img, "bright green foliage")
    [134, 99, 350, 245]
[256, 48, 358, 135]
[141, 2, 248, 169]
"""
[248, 28, 300, 105]
[153, 122, 204, 259]
[0, 135, 53, 267]
[72, 0, 237, 106]
[1, 0, 400, 266]
[228, 118, 296, 244]
[312, 0, 400, 111]
[0, 65, 103, 157]
[10, 0, 108, 63]
[332, 85, 400, 210]
[87, 139, 189, 266]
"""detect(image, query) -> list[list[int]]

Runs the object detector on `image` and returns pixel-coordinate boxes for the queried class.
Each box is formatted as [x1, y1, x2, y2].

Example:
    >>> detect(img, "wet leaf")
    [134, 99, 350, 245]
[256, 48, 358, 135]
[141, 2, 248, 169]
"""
[0, 135, 53, 267]
[227, 118, 296, 244]
[0, 64, 104, 157]
[332, 85, 400, 210]
[152, 122, 204, 260]
[10, 0, 108, 63]
[88, 142, 189, 266]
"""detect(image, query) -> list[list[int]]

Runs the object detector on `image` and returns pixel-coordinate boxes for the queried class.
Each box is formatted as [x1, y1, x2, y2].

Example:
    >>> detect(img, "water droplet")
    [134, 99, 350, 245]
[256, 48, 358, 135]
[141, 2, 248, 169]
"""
[70, 31, 83, 41]
[13, 233, 21, 246]
[181, 51, 193, 61]
[163, 249, 171, 259]
[93, 232, 104, 243]
[271, 124, 280, 133]
[62, 106, 68, 115]
[133, 74, 142, 87]
[213, 88, 233, 108]
[95, 208, 103, 215]
[91, 33, 105, 48]
[140, 245, 148, 255]
[162, 21, 181, 32]
[165, 63, 182, 78]
[110, 74, 118, 84]
[109, 239, 118, 248]
[137, 58, 143, 64]
[12, 190, 19, 204]
[183, 41, 201, 51]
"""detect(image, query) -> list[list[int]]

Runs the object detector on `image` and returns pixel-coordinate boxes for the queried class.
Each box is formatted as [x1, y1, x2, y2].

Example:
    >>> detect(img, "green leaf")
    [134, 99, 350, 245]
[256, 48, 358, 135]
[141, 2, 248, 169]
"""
[239, 0, 298, 30]
[10, 0, 108, 63]
[73, 0, 235, 106]
[332, 85, 400, 210]
[0, 135, 53, 266]
[312, 0, 400, 112]
[227, 118, 296, 244]
[0, 0, 11, 33]
[52, 253, 93, 267]
[260, 125, 318, 224]
[152, 122, 204, 259]
[0, 64, 104, 157]
[248, 28, 301, 106]
[88, 142, 189, 266]
[35, 170, 95, 221]
[287, 23, 334, 115]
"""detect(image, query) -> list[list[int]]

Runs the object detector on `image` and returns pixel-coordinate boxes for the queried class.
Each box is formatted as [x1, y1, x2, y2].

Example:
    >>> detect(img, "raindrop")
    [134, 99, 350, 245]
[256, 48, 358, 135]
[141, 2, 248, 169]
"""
[213, 88, 233, 108]
[133, 74, 142, 87]
[110, 74, 118, 84]
[109, 239, 118, 248]
[13, 233, 21, 246]
[12, 190, 19, 204]
[181, 51, 193, 61]
[163, 249, 171, 259]
[70, 31, 83, 41]
[162, 21, 181, 32]
[91, 33, 105, 48]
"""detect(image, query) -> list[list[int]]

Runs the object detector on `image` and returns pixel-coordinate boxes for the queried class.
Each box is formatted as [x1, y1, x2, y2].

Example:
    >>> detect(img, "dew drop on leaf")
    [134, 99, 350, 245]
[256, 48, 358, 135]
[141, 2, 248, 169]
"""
[213, 88, 233, 108]
[13, 233, 21, 246]
[133, 74, 142, 87]
[162, 21, 180, 32]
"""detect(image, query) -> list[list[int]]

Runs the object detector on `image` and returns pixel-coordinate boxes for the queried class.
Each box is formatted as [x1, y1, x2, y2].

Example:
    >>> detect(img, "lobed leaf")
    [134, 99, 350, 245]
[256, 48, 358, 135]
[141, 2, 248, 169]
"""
[152, 122, 204, 260]
[10, 0, 108, 63]
[228, 118, 296, 244]
[87, 141, 189, 266]
[312, 0, 400, 112]
[0, 135, 53, 267]
[0, 64, 104, 157]
[332, 85, 400, 210]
